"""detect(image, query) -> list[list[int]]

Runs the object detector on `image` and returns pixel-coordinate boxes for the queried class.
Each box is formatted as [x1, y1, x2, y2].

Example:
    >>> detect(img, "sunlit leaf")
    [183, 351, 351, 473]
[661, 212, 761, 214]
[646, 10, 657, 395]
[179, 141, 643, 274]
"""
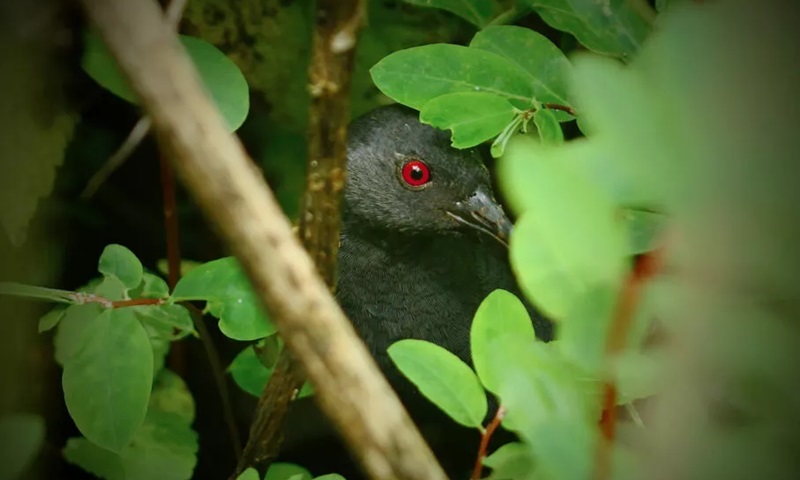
[420, 92, 516, 148]
[471, 289, 536, 394]
[371, 44, 536, 110]
[388, 339, 487, 428]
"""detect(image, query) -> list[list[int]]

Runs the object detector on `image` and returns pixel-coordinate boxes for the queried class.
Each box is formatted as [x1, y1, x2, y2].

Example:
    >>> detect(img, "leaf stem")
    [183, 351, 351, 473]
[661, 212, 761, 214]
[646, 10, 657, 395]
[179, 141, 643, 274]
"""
[471, 405, 506, 480]
[542, 103, 577, 117]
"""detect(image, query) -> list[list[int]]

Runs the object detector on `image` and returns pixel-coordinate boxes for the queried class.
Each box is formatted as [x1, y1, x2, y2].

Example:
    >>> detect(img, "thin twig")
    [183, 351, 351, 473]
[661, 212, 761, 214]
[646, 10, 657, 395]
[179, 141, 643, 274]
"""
[234, 0, 366, 475]
[80, 0, 187, 199]
[542, 103, 578, 117]
[471, 405, 506, 480]
[77, 1, 447, 479]
[594, 247, 664, 480]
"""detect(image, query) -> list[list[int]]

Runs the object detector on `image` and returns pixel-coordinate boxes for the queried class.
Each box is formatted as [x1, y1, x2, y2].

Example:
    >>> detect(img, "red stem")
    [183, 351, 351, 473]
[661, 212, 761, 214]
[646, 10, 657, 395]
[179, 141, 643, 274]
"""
[111, 297, 165, 308]
[542, 103, 578, 117]
[471, 405, 506, 480]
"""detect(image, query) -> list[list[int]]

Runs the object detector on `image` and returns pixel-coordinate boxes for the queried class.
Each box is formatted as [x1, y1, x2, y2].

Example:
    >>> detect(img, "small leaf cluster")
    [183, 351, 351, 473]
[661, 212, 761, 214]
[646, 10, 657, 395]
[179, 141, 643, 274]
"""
[236, 463, 345, 480]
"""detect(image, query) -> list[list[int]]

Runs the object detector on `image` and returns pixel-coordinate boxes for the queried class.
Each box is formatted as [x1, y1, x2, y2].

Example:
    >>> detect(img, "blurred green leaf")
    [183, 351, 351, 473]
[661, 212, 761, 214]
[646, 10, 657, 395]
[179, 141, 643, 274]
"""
[98, 244, 143, 290]
[533, 109, 563, 145]
[148, 370, 195, 425]
[623, 208, 665, 254]
[172, 257, 274, 341]
[388, 339, 487, 428]
[420, 92, 516, 148]
[471, 289, 536, 394]
[557, 286, 616, 372]
[614, 351, 663, 404]
[523, 0, 650, 58]
[0, 413, 45, 480]
[371, 44, 536, 110]
[483, 442, 535, 480]
[62, 308, 153, 452]
[403, 0, 494, 28]
[236, 469, 261, 480]
[264, 463, 312, 480]
[470, 26, 574, 121]
[82, 33, 249, 131]
[501, 137, 627, 320]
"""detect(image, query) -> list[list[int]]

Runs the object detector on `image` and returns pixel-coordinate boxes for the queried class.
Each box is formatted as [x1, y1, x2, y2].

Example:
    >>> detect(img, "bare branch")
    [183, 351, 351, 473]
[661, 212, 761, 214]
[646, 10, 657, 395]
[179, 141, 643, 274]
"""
[77, 1, 447, 479]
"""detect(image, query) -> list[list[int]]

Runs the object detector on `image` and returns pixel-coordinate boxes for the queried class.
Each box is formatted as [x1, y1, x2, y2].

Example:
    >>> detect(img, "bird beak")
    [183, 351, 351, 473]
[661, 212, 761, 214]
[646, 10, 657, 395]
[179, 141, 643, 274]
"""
[445, 190, 513, 248]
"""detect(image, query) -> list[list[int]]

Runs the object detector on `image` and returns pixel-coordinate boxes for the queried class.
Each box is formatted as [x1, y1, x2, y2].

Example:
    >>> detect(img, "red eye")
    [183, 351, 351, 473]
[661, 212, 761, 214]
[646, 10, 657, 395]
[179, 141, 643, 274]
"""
[400, 159, 431, 188]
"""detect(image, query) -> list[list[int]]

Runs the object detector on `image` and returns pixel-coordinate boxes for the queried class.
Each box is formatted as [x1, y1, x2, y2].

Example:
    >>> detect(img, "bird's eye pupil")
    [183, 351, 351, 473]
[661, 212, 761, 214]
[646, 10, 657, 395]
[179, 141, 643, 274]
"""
[401, 159, 431, 188]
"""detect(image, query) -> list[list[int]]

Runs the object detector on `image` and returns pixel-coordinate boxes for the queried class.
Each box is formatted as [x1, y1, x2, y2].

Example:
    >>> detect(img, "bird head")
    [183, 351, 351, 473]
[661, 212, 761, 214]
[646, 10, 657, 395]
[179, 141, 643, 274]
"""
[344, 104, 512, 247]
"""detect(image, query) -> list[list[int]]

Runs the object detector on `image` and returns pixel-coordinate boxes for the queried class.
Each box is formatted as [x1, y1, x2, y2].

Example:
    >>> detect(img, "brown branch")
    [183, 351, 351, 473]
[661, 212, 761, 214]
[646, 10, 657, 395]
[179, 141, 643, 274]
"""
[472, 405, 505, 480]
[235, 0, 366, 473]
[77, 1, 447, 479]
[541, 103, 578, 117]
[594, 247, 664, 480]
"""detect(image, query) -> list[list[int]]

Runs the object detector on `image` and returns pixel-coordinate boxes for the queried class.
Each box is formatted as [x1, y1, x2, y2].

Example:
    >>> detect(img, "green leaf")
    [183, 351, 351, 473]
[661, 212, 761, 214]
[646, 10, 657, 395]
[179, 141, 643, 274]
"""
[149, 369, 196, 425]
[524, 417, 594, 480]
[470, 26, 573, 121]
[229, 344, 273, 397]
[523, 0, 650, 59]
[64, 437, 125, 479]
[623, 208, 665, 254]
[264, 463, 312, 480]
[255, 334, 282, 369]
[314, 475, 347, 480]
[134, 305, 195, 339]
[370, 44, 537, 110]
[557, 286, 616, 372]
[533, 109, 563, 145]
[420, 92, 516, 148]
[0, 413, 45, 480]
[130, 272, 170, 299]
[82, 33, 249, 131]
[614, 351, 663, 404]
[500, 137, 627, 320]
[402, 0, 494, 28]
[54, 303, 104, 366]
[172, 257, 274, 341]
[471, 289, 536, 394]
[236, 468, 261, 480]
[387, 339, 487, 428]
[98, 244, 143, 290]
[483, 442, 535, 480]
[39, 305, 68, 333]
[62, 308, 154, 452]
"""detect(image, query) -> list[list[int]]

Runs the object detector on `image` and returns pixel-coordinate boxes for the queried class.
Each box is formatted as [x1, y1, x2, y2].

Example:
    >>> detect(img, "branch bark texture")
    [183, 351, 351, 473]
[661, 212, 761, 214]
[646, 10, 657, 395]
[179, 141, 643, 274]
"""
[76, 1, 446, 479]
[237, 0, 367, 472]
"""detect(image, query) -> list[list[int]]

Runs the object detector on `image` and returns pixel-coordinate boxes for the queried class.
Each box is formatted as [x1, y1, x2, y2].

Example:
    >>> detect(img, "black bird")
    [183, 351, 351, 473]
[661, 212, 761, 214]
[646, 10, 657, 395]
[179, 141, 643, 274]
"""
[280, 104, 551, 478]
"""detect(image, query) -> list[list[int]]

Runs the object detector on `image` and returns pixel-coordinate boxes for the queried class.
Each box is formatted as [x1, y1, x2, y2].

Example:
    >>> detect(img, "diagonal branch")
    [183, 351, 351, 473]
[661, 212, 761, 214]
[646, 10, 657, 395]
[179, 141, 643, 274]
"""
[76, 1, 447, 479]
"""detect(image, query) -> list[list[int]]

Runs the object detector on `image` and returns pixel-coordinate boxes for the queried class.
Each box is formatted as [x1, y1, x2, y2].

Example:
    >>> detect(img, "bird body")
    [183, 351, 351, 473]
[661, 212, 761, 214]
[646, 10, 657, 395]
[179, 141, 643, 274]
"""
[280, 105, 550, 478]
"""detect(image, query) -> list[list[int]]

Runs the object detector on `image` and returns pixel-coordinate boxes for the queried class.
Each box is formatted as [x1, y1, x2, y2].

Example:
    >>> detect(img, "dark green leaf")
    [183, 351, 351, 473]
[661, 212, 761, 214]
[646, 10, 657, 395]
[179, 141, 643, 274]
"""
[119, 410, 198, 480]
[54, 303, 104, 366]
[172, 257, 274, 341]
[420, 92, 516, 148]
[82, 33, 249, 131]
[229, 344, 272, 397]
[0, 413, 45, 480]
[131, 272, 170, 299]
[533, 109, 563, 145]
[64, 437, 125, 479]
[133, 305, 195, 339]
[62, 308, 153, 452]
[471, 289, 536, 394]
[388, 339, 487, 428]
[98, 244, 143, 290]
[254, 334, 282, 369]
[483, 442, 535, 480]
[500, 137, 627, 320]
[371, 44, 536, 110]
[264, 463, 312, 480]
[403, 0, 495, 28]
[523, 0, 650, 59]
[38, 305, 67, 333]
[470, 26, 573, 121]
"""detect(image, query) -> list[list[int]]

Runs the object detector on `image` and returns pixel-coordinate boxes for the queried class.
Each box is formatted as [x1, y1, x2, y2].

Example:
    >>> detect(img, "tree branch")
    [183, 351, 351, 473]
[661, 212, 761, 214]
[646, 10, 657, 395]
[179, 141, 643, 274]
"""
[77, 1, 447, 479]
[236, 0, 366, 473]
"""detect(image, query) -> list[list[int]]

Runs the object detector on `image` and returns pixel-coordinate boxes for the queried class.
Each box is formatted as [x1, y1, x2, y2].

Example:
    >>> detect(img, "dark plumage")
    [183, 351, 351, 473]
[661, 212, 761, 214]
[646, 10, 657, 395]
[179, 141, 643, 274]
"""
[280, 104, 551, 478]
